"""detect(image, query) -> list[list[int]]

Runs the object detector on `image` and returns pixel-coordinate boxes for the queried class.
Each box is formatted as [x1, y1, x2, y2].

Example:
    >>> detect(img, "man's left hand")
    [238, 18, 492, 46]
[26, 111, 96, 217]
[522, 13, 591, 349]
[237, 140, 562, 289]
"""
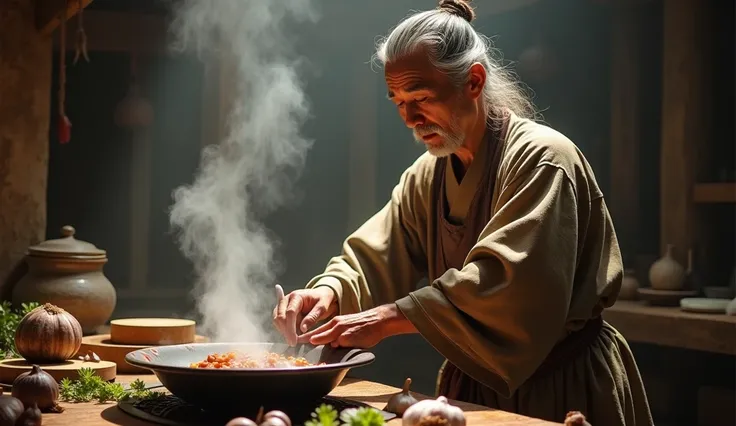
[297, 303, 416, 348]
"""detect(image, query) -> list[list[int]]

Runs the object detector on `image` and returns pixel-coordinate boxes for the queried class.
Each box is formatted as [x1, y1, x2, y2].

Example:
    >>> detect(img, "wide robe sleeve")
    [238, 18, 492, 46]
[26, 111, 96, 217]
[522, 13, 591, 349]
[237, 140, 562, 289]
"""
[395, 163, 579, 398]
[305, 162, 430, 316]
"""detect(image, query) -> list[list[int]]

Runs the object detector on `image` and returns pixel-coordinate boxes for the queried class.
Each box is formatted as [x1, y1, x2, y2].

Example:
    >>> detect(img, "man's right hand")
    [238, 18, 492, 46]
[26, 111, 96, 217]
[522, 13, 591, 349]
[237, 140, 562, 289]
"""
[272, 286, 338, 346]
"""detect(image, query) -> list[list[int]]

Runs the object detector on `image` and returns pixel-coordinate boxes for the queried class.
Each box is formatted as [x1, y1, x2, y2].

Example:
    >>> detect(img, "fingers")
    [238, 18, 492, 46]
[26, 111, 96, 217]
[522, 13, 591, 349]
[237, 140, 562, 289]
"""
[297, 317, 334, 343]
[306, 320, 345, 346]
[299, 301, 337, 333]
[272, 294, 290, 335]
[284, 296, 303, 346]
[273, 292, 301, 343]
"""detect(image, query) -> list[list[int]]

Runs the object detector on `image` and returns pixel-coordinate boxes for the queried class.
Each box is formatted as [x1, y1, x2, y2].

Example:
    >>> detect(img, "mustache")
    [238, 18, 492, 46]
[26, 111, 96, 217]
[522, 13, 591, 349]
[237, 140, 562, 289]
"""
[413, 124, 444, 136]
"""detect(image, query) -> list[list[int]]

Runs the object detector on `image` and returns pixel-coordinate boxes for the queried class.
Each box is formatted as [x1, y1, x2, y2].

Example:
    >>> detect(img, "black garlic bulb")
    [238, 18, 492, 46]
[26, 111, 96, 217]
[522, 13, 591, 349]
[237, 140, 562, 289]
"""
[385, 377, 419, 417]
[11, 365, 62, 413]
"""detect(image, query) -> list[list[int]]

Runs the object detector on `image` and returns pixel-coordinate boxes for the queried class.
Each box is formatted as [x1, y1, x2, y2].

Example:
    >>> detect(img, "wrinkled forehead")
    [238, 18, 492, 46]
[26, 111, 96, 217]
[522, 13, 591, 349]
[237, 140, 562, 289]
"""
[384, 51, 449, 97]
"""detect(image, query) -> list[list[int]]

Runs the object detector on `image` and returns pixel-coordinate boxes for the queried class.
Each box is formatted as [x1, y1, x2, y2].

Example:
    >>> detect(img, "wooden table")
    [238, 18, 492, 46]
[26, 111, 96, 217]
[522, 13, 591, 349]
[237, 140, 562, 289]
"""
[603, 300, 736, 355]
[42, 374, 558, 425]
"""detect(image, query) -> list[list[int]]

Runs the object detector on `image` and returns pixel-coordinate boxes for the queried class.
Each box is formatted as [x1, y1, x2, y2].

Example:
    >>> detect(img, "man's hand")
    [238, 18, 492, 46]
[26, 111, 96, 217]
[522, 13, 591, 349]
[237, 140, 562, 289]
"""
[297, 303, 417, 348]
[273, 286, 338, 346]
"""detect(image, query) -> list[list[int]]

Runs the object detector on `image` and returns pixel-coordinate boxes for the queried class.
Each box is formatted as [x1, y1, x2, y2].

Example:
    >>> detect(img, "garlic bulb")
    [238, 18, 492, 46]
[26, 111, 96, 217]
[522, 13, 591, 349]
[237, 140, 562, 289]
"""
[385, 378, 419, 416]
[15, 403, 42, 426]
[15, 303, 83, 363]
[402, 396, 466, 426]
[11, 365, 62, 413]
[225, 418, 257, 426]
[0, 395, 24, 426]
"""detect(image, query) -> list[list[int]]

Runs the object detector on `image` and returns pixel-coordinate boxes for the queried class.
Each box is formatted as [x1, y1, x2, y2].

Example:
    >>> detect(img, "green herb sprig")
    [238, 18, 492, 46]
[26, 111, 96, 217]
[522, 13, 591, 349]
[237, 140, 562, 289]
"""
[59, 367, 165, 403]
[0, 301, 40, 358]
[339, 407, 386, 426]
[306, 404, 340, 426]
[305, 404, 385, 426]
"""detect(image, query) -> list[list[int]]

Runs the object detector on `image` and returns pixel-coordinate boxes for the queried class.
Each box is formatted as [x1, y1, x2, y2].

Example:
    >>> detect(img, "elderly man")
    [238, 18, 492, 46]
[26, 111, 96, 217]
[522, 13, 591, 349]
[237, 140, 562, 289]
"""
[273, 1, 653, 424]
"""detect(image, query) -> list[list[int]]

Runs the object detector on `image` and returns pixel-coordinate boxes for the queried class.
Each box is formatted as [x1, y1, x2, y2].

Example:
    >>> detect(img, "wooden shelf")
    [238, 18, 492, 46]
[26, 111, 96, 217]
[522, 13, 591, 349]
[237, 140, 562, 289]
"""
[602, 300, 736, 355]
[692, 182, 736, 203]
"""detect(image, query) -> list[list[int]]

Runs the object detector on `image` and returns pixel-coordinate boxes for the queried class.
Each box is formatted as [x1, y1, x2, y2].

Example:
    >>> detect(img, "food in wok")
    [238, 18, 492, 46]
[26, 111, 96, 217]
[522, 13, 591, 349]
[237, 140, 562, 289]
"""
[189, 351, 327, 369]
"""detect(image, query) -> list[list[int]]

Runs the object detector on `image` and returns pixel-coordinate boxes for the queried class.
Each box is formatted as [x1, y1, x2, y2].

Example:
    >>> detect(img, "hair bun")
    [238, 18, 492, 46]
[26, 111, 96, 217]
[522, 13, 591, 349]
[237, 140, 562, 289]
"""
[438, 0, 476, 22]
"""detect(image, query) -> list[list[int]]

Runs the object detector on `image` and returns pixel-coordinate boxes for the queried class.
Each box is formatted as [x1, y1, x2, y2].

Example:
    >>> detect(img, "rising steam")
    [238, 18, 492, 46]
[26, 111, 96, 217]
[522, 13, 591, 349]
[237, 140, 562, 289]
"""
[167, 1, 318, 343]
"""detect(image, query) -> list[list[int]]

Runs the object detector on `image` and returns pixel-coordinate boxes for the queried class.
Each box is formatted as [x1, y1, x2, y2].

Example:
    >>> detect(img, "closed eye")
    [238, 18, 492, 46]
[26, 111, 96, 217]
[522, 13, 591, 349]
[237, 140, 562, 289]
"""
[395, 97, 428, 107]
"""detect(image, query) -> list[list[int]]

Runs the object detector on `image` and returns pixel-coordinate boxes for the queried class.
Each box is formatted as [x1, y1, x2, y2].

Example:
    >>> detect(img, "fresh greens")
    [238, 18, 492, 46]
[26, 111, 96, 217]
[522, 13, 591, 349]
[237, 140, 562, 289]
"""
[305, 404, 385, 426]
[0, 301, 40, 358]
[339, 407, 386, 426]
[59, 367, 166, 403]
[306, 404, 340, 426]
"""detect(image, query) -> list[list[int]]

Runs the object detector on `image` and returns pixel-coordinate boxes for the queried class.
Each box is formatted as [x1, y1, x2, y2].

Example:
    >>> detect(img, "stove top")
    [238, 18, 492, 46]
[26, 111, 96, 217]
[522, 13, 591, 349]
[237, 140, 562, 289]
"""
[118, 394, 397, 426]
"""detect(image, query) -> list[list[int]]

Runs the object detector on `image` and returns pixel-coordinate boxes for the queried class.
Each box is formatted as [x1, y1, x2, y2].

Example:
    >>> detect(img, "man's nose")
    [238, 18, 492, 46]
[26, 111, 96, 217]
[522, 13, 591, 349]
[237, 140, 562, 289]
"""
[403, 104, 425, 128]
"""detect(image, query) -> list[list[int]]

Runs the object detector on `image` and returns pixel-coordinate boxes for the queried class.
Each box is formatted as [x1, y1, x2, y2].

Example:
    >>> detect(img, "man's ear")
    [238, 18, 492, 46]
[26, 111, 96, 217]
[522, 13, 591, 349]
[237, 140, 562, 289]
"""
[466, 62, 486, 100]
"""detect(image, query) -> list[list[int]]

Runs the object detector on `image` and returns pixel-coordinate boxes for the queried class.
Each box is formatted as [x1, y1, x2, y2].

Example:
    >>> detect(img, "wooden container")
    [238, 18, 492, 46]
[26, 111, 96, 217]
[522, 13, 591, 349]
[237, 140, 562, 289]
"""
[0, 359, 116, 386]
[110, 318, 196, 345]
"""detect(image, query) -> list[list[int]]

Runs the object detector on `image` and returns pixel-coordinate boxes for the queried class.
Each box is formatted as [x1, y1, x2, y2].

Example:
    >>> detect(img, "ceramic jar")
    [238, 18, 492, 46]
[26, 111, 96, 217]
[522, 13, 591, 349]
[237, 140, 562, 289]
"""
[11, 225, 117, 334]
[648, 244, 687, 291]
[619, 269, 640, 300]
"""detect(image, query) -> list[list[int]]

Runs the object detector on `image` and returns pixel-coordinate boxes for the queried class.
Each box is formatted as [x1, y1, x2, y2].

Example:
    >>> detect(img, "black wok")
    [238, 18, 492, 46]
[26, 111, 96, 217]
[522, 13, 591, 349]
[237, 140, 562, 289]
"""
[124, 342, 375, 412]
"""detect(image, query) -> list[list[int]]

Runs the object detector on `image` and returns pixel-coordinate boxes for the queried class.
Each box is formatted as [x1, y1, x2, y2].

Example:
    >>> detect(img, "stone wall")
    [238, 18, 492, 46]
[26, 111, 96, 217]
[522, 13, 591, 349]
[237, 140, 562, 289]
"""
[0, 0, 52, 300]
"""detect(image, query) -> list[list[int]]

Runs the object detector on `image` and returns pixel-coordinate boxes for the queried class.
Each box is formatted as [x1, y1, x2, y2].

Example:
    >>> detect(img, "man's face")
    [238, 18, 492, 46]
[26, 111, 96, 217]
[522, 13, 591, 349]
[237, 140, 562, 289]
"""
[385, 50, 480, 157]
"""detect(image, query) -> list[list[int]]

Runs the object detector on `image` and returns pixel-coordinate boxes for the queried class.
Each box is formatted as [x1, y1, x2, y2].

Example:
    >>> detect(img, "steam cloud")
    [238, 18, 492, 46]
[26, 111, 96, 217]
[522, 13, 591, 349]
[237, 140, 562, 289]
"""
[167, 0, 318, 343]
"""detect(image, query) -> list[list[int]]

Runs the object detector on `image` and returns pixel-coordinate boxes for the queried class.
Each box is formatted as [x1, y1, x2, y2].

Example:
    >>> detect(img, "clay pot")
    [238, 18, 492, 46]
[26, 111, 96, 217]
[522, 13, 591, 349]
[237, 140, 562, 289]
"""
[618, 269, 639, 300]
[648, 244, 687, 291]
[11, 225, 117, 334]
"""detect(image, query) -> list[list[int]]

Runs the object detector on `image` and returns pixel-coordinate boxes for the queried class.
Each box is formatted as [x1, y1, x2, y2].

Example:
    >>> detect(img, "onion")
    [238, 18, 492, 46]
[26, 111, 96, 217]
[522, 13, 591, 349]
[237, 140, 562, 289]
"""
[15, 303, 82, 363]
[11, 365, 62, 413]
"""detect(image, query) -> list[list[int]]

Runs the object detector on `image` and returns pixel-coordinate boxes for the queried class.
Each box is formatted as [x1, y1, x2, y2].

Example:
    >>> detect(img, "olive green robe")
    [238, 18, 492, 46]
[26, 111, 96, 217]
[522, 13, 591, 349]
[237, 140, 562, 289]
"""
[306, 112, 654, 425]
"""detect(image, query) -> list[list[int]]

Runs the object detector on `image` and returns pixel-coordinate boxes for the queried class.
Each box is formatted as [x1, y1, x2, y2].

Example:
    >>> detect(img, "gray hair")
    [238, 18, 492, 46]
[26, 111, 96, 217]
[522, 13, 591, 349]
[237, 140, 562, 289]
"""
[372, 3, 539, 123]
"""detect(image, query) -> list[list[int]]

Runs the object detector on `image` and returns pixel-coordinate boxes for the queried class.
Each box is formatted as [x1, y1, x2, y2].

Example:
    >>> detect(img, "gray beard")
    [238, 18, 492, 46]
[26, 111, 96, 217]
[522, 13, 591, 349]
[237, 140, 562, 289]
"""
[413, 120, 465, 158]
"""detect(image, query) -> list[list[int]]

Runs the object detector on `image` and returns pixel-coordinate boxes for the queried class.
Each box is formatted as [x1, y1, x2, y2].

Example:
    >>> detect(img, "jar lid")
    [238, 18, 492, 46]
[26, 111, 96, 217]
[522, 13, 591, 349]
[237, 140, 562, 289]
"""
[28, 226, 107, 259]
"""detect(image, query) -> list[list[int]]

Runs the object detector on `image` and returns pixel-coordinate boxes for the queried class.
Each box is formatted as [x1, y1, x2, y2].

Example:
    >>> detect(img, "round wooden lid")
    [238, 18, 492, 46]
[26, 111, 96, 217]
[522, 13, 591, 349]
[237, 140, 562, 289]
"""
[110, 318, 197, 345]
[0, 358, 116, 386]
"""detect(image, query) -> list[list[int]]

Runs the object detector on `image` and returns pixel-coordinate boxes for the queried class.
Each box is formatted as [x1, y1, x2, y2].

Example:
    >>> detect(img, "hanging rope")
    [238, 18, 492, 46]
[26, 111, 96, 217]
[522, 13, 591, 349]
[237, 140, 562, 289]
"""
[73, 0, 89, 64]
[58, 0, 72, 144]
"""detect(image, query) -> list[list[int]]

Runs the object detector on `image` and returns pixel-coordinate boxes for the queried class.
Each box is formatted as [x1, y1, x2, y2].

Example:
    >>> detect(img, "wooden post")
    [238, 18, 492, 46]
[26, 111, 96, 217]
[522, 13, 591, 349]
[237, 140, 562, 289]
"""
[128, 127, 152, 290]
[609, 3, 641, 263]
[659, 0, 709, 262]
[0, 0, 52, 301]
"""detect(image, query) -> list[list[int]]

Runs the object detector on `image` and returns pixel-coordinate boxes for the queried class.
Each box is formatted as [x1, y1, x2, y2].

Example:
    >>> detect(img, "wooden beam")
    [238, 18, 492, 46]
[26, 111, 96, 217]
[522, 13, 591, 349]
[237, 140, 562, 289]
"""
[659, 0, 709, 262]
[609, 3, 642, 262]
[52, 10, 168, 53]
[36, 0, 95, 36]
